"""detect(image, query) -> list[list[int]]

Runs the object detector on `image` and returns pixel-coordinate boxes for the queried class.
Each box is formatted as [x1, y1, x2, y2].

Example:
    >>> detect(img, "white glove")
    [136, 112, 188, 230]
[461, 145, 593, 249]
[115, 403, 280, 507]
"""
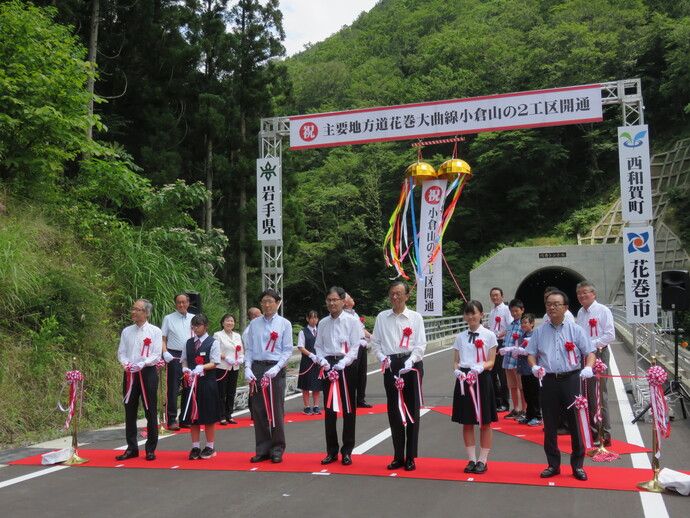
[454, 369, 463, 378]
[334, 359, 348, 371]
[163, 351, 174, 363]
[375, 351, 387, 363]
[136, 361, 146, 370]
[381, 356, 391, 370]
[399, 359, 414, 375]
[182, 366, 192, 375]
[580, 366, 594, 379]
[193, 365, 204, 376]
[127, 363, 141, 372]
[518, 348, 529, 356]
[471, 364, 484, 375]
[244, 366, 256, 382]
[319, 358, 331, 371]
[225, 357, 236, 366]
[309, 353, 319, 363]
[265, 365, 281, 378]
[499, 347, 512, 357]
[532, 365, 544, 378]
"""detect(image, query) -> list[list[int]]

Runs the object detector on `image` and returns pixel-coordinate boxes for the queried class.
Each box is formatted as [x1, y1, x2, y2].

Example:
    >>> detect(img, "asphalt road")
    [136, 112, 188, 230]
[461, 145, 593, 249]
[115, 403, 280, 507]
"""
[1, 339, 689, 518]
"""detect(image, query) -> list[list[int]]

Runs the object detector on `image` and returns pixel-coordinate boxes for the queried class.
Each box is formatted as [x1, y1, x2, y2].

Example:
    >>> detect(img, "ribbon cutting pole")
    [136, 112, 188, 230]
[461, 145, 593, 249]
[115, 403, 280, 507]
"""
[638, 357, 669, 493]
[157, 360, 173, 436]
[63, 358, 88, 465]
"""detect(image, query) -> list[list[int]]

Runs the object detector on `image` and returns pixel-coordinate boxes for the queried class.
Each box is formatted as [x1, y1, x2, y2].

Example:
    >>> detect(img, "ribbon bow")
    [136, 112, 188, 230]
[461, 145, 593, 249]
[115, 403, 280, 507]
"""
[235, 344, 242, 361]
[493, 316, 501, 331]
[399, 327, 413, 349]
[140, 337, 152, 357]
[589, 318, 598, 337]
[123, 363, 149, 410]
[569, 395, 594, 449]
[464, 371, 481, 424]
[265, 331, 279, 352]
[592, 359, 608, 425]
[394, 376, 414, 425]
[326, 369, 351, 413]
[182, 371, 199, 422]
[512, 332, 520, 346]
[261, 376, 275, 427]
[564, 341, 578, 366]
[59, 370, 85, 430]
[646, 366, 670, 441]
[474, 339, 486, 363]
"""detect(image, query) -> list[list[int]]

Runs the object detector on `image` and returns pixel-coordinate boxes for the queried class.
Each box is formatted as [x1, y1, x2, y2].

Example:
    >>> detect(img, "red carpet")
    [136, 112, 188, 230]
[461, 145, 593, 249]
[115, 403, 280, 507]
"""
[11, 449, 681, 492]
[429, 407, 651, 455]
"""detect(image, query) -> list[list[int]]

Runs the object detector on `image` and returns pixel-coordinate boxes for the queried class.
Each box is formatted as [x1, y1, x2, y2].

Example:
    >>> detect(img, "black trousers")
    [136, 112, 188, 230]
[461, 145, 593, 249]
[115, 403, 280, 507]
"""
[248, 362, 286, 456]
[322, 357, 358, 456]
[355, 345, 368, 404]
[490, 340, 509, 407]
[541, 371, 585, 470]
[521, 372, 542, 420]
[165, 351, 183, 424]
[123, 366, 158, 453]
[383, 357, 423, 461]
[216, 368, 239, 420]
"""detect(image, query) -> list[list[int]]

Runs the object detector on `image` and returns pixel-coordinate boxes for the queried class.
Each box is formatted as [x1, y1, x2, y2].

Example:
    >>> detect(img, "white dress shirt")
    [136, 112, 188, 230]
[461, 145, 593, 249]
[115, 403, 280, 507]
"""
[118, 321, 163, 366]
[488, 302, 512, 339]
[576, 300, 615, 349]
[243, 313, 293, 369]
[160, 311, 195, 351]
[453, 324, 497, 368]
[370, 307, 427, 364]
[314, 312, 361, 364]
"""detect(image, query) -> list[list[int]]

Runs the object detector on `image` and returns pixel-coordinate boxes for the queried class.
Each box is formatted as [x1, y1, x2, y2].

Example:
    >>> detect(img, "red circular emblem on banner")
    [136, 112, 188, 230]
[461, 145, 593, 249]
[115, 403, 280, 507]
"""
[424, 186, 443, 205]
[299, 122, 318, 142]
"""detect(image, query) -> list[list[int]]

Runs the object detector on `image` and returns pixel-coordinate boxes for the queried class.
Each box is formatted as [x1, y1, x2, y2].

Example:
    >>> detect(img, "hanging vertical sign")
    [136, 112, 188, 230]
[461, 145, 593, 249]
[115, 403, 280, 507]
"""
[623, 226, 658, 323]
[416, 179, 447, 316]
[256, 158, 282, 241]
[618, 125, 653, 222]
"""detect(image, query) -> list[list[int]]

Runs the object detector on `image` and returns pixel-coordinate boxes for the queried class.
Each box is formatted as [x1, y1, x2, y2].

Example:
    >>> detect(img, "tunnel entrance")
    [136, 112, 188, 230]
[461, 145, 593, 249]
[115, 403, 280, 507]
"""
[514, 267, 585, 316]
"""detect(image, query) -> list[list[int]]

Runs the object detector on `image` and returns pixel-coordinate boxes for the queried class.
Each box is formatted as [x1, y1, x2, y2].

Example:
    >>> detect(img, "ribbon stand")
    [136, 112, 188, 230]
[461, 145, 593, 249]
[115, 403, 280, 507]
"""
[157, 360, 173, 436]
[63, 358, 88, 466]
[637, 357, 667, 493]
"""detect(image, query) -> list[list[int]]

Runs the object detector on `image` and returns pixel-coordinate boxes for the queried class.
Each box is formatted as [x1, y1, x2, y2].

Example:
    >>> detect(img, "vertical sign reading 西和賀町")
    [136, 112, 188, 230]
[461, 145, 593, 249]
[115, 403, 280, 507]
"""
[618, 125, 653, 222]
[256, 158, 282, 241]
[416, 179, 446, 317]
[623, 226, 658, 323]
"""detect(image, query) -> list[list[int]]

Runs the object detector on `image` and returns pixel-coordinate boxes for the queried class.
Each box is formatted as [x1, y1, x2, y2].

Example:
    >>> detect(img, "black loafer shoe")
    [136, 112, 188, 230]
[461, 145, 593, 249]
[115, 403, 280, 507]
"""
[115, 450, 139, 461]
[145, 452, 156, 461]
[473, 461, 487, 474]
[464, 461, 476, 473]
[540, 466, 561, 478]
[573, 468, 588, 481]
[271, 453, 283, 464]
[357, 402, 373, 408]
[387, 459, 405, 470]
[250, 454, 271, 463]
[404, 458, 416, 471]
[321, 454, 338, 465]
[228, 419, 238, 424]
[342, 454, 352, 466]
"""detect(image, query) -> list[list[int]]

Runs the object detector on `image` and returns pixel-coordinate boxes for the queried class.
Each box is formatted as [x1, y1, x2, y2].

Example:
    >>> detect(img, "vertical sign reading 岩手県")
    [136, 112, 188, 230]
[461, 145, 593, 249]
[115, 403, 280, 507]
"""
[256, 158, 282, 241]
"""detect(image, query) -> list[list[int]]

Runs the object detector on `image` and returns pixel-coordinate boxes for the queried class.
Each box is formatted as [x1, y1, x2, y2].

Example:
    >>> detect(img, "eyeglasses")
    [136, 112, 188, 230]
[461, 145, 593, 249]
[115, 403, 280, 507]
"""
[545, 302, 564, 308]
[576, 290, 593, 296]
[130, 307, 146, 312]
[326, 298, 343, 303]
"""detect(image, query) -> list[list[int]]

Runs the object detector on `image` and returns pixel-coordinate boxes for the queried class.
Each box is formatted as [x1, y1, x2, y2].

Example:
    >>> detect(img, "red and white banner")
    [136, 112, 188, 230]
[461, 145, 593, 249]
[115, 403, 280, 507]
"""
[416, 180, 446, 316]
[290, 84, 602, 149]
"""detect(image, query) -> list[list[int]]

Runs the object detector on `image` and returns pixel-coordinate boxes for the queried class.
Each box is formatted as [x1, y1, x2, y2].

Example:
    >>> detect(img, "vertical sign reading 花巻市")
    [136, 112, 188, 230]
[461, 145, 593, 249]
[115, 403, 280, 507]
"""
[623, 226, 657, 323]
[416, 180, 446, 316]
[256, 158, 282, 241]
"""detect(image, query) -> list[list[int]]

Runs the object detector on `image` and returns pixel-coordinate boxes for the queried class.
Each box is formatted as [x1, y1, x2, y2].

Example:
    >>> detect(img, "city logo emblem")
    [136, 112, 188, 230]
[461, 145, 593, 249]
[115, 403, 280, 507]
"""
[620, 130, 647, 148]
[627, 231, 650, 253]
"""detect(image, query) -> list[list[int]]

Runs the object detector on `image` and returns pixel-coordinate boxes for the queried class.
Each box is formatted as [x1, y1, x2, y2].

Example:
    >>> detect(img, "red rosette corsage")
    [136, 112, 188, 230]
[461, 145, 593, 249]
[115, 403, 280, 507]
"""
[235, 345, 242, 352]
[143, 338, 152, 346]
[195, 356, 204, 365]
[270, 331, 279, 340]
[399, 327, 413, 348]
[512, 333, 519, 340]
[564, 341, 575, 351]
[474, 339, 484, 349]
[360, 317, 365, 323]
[588, 318, 597, 327]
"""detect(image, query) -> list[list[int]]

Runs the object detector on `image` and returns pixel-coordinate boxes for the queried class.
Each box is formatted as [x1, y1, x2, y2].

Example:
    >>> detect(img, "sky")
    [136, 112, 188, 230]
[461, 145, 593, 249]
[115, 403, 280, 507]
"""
[280, 0, 381, 56]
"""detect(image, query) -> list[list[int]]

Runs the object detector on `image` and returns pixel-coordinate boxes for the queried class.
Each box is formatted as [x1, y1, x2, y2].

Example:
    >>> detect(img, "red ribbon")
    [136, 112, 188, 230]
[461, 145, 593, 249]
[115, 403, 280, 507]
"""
[564, 341, 578, 366]
[593, 359, 608, 425]
[261, 376, 275, 427]
[394, 377, 414, 425]
[235, 344, 242, 361]
[589, 318, 598, 337]
[399, 327, 413, 349]
[182, 372, 198, 422]
[341, 340, 349, 354]
[475, 339, 486, 363]
[512, 333, 520, 347]
[122, 364, 149, 410]
[61, 370, 84, 430]
[493, 316, 501, 331]
[140, 337, 152, 357]
[265, 331, 279, 352]
[326, 370, 341, 413]
[647, 366, 670, 441]
[464, 371, 481, 424]
[569, 395, 593, 449]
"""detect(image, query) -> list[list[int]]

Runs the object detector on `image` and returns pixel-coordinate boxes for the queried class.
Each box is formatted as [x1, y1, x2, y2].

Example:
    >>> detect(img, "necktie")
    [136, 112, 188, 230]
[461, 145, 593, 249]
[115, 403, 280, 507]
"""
[468, 332, 478, 343]
[313, 328, 317, 338]
[195, 339, 201, 351]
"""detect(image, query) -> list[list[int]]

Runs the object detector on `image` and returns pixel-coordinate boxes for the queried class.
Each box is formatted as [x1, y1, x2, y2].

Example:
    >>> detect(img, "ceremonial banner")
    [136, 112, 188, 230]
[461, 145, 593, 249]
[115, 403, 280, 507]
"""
[416, 180, 446, 316]
[618, 125, 653, 221]
[623, 226, 658, 323]
[256, 158, 282, 241]
[290, 84, 602, 149]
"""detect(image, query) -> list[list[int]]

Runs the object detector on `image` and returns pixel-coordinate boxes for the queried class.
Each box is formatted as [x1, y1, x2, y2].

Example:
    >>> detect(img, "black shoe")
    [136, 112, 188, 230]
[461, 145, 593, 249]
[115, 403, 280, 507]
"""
[228, 419, 238, 424]
[342, 454, 352, 466]
[250, 454, 271, 463]
[271, 453, 283, 464]
[557, 427, 569, 435]
[387, 459, 405, 470]
[200, 447, 216, 459]
[188, 447, 201, 460]
[404, 458, 416, 471]
[464, 461, 476, 473]
[357, 402, 373, 408]
[603, 435, 613, 447]
[540, 466, 560, 478]
[115, 450, 139, 461]
[573, 468, 588, 481]
[321, 454, 338, 465]
[145, 452, 156, 461]
[472, 461, 487, 474]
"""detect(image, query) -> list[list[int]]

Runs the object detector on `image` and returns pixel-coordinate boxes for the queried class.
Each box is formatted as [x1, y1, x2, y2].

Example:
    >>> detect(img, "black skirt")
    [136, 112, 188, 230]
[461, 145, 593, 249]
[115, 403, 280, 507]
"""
[181, 375, 220, 425]
[451, 369, 498, 425]
[297, 355, 321, 391]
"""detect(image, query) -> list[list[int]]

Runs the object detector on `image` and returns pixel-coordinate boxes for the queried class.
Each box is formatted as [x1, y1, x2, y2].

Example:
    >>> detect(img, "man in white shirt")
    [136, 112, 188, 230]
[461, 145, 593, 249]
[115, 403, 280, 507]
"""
[371, 280, 427, 471]
[576, 281, 616, 446]
[542, 286, 576, 323]
[116, 298, 162, 461]
[160, 293, 195, 430]
[315, 287, 362, 466]
[489, 287, 511, 412]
